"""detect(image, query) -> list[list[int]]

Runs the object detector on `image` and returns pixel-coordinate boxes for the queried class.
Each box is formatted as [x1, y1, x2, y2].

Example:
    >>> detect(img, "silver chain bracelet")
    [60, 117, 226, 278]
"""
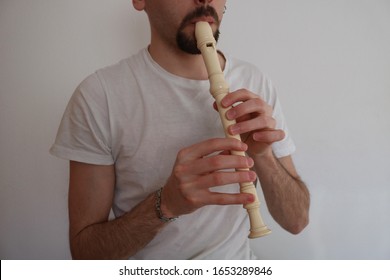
[155, 187, 178, 223]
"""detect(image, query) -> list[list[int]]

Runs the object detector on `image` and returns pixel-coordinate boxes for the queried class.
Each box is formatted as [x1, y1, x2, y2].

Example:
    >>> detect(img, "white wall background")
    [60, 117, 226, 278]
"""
[1, 0, 389, 260]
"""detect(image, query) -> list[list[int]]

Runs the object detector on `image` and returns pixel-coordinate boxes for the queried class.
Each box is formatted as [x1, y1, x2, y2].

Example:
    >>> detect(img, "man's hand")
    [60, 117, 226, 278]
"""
[214, 89, 285, 157]
[213, 90, 310, 234]
[161, 138, 257, 218]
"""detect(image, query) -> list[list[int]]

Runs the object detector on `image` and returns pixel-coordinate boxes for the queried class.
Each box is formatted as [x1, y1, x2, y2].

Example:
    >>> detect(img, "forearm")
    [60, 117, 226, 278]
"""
[70, 193, 166, 260]
[253, 152, 310, 234]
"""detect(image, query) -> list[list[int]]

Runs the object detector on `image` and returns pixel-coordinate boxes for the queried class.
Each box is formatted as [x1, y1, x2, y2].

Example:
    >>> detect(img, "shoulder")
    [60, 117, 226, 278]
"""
[74, 49, 147, 101]
[81, 48, 147, 90]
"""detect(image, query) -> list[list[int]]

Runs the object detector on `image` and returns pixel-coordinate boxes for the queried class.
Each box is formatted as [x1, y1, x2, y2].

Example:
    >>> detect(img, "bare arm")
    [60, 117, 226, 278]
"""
[220, 89, 310, 234]
[68, 137, 255, 259]
[68, 161, 167, 259]
[252, 154, 310, 234]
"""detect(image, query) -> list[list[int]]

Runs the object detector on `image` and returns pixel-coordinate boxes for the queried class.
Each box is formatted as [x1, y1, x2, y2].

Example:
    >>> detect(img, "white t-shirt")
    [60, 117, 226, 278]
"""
[50, 48, 295, 259]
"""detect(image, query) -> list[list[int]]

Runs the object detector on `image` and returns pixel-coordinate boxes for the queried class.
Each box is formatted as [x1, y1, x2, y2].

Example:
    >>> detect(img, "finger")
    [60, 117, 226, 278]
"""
[193, 170, 257, 190]
[206, 192, 255, 206]
[221, 89, 259, 108]
[253, 130, 286, 143]
[190, 155, 254, 175]
[177, 138, 247, 162]
[175, 155, 254, 182]
[213, 101, 218, 112]
[228, 116, 276, 136]
[226, 98, 272, 121]
[175, 189, 254, 212]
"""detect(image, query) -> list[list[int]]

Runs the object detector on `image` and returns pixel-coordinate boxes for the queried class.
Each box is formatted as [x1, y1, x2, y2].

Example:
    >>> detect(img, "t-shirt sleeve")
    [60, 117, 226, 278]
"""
[49, 73, 114, 165]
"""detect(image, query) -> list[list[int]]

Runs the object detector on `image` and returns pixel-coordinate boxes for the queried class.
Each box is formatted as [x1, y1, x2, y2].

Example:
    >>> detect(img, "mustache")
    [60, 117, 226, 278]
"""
[180, 6, 219, 28]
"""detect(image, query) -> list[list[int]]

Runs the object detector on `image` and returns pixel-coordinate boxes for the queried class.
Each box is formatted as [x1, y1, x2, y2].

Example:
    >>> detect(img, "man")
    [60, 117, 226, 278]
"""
[50, 0, 309, 260]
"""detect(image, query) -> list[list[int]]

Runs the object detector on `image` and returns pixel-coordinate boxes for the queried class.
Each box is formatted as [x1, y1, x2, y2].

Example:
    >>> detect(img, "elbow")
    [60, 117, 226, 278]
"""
[286, 212, 309, 235]
[288, 218, 309, 235]
[70, 234, 96, 260]
[288, 190, 310, 234]
[70, 238, 85, 260]
[70, 238, 104, 260]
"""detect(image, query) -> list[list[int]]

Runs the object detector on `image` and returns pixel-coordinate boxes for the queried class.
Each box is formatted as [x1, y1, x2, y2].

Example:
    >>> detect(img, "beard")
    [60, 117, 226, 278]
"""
[176, 6, 221, 55]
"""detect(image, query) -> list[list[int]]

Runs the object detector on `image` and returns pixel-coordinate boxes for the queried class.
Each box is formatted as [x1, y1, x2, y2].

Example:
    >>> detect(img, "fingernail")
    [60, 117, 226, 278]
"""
[247, 157, 254, 167]
[247, 195, 255, 203]
[249, 171, 257, 181]
[221, 98, 230, 107]
[226, 109, 236, 120]
[229, 125, 239, 135]
[252, 133, 261, 141]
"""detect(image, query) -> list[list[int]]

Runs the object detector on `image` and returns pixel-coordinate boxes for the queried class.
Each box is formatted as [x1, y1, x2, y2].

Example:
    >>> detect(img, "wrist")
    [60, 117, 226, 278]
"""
[249, 147, 274, 161]
[252, 149, 279, 171]
[155, 187, 178, 223]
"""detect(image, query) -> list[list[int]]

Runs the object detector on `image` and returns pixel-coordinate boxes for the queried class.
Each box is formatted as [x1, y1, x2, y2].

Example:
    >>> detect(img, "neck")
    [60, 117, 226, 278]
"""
[148, 39, 225, 80]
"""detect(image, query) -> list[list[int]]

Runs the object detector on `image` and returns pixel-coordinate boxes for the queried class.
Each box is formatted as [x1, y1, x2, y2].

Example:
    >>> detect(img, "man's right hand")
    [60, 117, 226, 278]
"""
[160, 138, 257, 218]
